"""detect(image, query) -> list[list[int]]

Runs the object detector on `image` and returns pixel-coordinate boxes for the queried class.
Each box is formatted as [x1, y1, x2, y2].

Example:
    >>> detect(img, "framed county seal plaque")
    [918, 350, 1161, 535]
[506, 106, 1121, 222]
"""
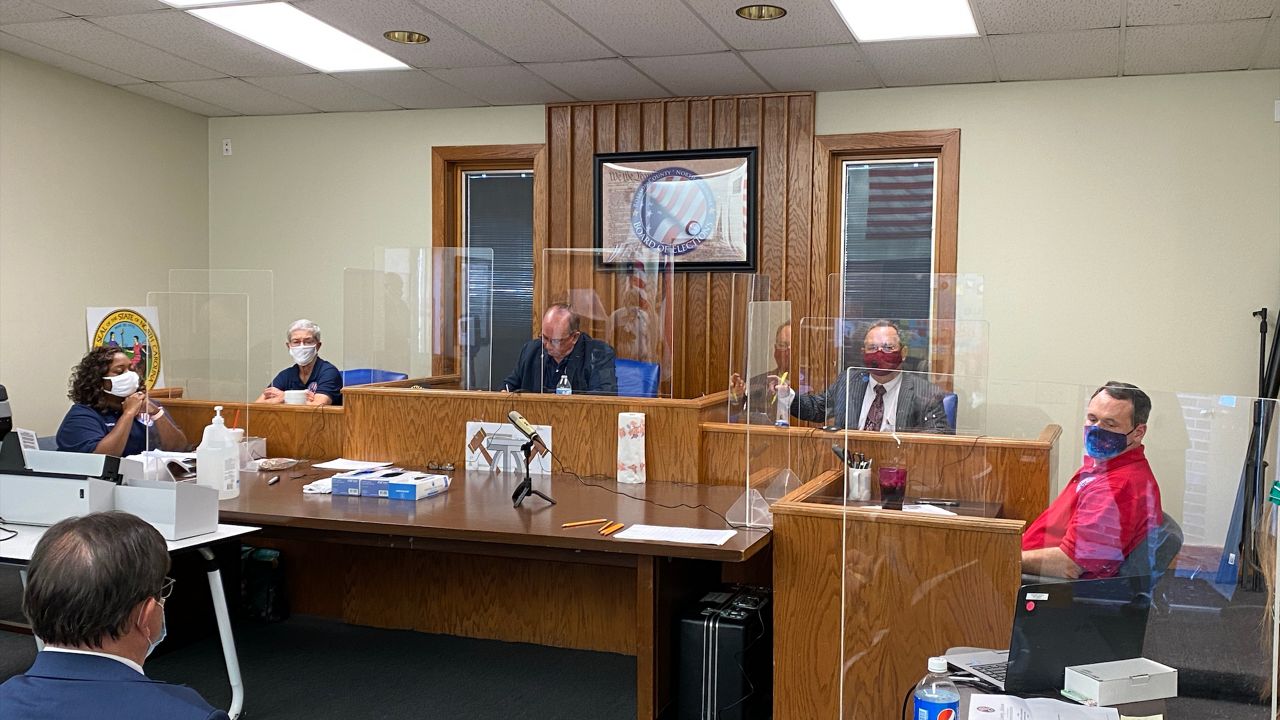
[593, 147, 757, 272]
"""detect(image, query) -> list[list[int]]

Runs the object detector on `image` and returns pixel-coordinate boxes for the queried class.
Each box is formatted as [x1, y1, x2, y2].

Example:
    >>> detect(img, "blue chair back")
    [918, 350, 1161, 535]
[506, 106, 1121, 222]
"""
[342, 368, 408, 387]
[615, 358, 660, 398]
[942, 392, 958, 429]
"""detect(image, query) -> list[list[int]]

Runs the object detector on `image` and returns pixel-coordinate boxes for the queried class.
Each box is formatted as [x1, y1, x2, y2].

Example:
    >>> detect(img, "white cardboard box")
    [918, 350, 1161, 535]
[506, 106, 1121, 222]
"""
[1064, 657, 1177, 706]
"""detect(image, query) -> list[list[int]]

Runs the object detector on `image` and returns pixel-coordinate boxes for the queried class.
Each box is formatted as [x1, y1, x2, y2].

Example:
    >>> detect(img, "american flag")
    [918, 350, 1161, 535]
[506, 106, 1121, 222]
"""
[642, 176, 711, 249]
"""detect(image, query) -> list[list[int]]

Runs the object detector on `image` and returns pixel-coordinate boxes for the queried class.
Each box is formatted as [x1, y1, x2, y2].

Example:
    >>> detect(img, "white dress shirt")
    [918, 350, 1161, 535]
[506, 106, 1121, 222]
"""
[43, 646, 145, 675]
[857, 371, 904, 431]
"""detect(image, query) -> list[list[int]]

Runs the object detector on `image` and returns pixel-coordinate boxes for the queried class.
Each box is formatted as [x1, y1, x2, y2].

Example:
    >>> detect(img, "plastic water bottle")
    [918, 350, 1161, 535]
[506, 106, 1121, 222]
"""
[912, 657, 960, 720]
[196, 405, 239, 500]
[555, 375, 572, 395]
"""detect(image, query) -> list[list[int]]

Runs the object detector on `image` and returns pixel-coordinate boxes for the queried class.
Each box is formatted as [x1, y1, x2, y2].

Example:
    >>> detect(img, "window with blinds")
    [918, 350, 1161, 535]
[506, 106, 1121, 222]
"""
[463, 171, 534, 391]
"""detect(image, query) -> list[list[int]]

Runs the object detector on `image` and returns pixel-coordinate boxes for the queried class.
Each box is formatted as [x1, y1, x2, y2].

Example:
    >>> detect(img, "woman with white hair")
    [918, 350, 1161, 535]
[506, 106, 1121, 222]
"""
[254, 319, 343, 406]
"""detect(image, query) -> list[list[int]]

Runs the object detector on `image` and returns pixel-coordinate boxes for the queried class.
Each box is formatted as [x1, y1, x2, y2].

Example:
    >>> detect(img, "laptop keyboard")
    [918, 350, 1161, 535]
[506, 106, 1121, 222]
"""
[972, 662, 1008, 683]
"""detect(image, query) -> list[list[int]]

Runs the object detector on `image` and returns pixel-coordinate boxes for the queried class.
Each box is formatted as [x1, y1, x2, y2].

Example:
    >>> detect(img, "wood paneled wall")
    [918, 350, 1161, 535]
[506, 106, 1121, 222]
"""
[545, 93, 817, 400]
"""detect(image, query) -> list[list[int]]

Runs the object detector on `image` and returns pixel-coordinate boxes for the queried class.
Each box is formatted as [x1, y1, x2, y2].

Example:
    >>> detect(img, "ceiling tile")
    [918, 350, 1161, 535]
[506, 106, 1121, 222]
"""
[244, 73, 401, 112]
[2, 17, 224, 81]
[0, 1, 68, 25]
[740, 44, 881, 91]
[990, 29, 1119, 80]
[0, 28, 141, 84]
[629, 52, 772, 96]
[333, 68, 488, 108]
[973, 0, 1121, 34]
[543, 0, 727, 57]
[91, 10, 313, 77]
[427, 64, 573, 104]
[34, 0, 166, 15]
[412, 0, 610, 62]
[1127, 0, 1275, 26]
[1254, 18, 1280, 68]
[525, 58, 669, 101]
[295, 0, 511, 68]
[1125, 20, 1268, 74]
[159, 77, 317, 115]
[119, 81, 240, 116]
[683, 0, 853, 50]
[861, 37, 996, 86]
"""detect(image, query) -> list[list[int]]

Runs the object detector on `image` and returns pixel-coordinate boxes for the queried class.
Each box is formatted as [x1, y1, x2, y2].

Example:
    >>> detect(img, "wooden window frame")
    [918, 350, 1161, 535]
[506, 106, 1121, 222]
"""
[430, 144, 546, 375]
[813, 129, 961, 376]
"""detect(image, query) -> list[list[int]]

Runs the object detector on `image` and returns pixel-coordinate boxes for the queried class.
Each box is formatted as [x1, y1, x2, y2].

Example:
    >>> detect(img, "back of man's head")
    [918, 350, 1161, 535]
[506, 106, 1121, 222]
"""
[1092, 380, 1152, 426]
[23, 511, 169, 648]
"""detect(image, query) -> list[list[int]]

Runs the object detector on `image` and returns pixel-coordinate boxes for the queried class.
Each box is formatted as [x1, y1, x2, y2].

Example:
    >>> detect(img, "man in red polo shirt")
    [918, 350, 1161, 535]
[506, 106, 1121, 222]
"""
[1022, 381, 1163, 579]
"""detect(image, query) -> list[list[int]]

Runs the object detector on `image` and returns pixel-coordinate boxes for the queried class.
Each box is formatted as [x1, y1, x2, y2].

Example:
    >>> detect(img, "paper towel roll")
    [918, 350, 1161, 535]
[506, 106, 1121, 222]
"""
[617, 412, 647, 484]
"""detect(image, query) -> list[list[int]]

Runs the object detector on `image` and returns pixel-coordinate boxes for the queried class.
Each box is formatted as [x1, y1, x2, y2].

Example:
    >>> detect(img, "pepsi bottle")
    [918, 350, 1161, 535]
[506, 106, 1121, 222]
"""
[912, 656, 960, 720]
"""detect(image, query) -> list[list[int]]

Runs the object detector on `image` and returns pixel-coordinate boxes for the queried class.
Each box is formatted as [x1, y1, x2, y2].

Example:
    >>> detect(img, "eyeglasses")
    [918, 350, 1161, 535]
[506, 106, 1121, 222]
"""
[540, 333, 578, 347]
[287, 339, 317, 348]
[863, 343, 901, 353]
[157, 576, 176, 603]
[774, 343, 791, 351]
[427, 462, 455, 472]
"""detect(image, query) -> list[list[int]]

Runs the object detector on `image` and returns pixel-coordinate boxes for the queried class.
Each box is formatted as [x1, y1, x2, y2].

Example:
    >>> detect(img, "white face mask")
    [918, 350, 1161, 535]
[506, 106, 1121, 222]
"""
[290, 344, 318, 366]
[103, 370, 140, 397]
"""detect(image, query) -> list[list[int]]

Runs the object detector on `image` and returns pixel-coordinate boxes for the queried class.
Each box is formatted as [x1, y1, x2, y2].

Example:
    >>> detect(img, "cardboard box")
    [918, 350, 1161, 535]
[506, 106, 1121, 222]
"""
[387, 473, 450, 501]
[1064, 657, 1177, 706]
[331, 475, 363, 496]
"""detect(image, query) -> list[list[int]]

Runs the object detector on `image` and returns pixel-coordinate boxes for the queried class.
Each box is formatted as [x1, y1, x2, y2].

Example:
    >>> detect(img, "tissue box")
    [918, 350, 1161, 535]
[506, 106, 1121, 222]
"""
[331, 475, 363, 496]
[387, 474, 450, 501]
[1064, 657, 1177, 706]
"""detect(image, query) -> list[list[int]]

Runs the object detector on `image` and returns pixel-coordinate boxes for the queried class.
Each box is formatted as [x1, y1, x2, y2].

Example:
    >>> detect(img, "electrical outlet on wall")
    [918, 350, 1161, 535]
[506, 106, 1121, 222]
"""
[222, 139, 233, 156]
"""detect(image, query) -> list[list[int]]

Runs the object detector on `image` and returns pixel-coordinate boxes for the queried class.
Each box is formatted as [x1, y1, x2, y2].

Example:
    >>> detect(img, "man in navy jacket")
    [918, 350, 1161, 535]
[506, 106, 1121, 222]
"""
[501, 303, 617, 394]
[0, 512, 227, 720]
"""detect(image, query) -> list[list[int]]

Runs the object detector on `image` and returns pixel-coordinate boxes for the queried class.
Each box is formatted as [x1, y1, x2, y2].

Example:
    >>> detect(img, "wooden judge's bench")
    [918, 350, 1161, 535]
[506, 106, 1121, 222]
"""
[158, 381, 1060, 720]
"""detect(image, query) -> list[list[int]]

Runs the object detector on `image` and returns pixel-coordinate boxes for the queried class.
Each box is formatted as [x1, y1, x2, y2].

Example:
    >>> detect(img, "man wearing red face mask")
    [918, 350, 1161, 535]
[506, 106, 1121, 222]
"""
[1021, 381, 1163, 579]
[790, 320, 951, 433]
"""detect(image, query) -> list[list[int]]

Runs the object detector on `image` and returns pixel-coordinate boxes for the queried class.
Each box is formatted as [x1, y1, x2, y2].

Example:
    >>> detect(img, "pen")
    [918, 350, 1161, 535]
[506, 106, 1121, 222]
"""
[599, 521, 624, 536]
[915, 498, 959, 507]
[562, 518, 609, 528]
[267, 476, 279, 486]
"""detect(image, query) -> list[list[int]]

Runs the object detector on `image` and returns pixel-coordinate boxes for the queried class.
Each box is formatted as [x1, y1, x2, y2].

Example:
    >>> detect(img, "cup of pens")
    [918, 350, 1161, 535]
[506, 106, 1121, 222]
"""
[846, 467, 871, 502]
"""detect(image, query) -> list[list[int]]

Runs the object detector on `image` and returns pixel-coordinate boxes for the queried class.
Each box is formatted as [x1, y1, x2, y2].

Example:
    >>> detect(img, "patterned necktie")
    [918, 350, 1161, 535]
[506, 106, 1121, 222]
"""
[863, 384, 886, 431]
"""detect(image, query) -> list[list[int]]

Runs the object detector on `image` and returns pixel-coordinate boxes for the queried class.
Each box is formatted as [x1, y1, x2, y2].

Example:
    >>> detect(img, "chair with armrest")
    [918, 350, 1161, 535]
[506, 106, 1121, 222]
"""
[615, 358, 660, 398]
[1020, 513, 1183, 597]
[942, 392, 958, 429]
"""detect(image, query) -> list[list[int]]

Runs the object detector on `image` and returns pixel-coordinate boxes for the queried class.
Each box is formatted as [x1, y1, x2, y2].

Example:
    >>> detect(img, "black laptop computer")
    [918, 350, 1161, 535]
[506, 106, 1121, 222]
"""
[944, 578, 1152, 693]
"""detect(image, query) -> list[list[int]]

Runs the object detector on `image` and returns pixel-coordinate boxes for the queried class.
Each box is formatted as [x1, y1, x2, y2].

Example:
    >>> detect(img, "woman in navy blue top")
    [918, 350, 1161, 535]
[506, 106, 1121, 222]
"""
[56, 347, 188, 457]
[254, 319, 343, 406]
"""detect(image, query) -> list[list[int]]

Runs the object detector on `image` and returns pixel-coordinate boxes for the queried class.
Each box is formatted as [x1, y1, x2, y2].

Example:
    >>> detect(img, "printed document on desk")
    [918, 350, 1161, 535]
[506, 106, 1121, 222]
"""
[313, 458, 393, 471]
[612, 525, 737, 546]
[969, 694, 1118, 719]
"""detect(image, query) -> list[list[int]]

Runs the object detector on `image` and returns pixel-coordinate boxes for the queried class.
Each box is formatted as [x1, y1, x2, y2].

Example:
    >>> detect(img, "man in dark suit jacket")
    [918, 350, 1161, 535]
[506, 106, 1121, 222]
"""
[0, 512, 227, 720]
[791, 320, 952, 433]
[501, 303, 618, 394]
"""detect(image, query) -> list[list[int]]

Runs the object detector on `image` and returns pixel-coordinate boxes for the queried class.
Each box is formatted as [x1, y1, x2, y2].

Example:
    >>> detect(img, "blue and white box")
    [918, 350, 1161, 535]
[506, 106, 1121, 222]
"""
[387, 473, 450, 501]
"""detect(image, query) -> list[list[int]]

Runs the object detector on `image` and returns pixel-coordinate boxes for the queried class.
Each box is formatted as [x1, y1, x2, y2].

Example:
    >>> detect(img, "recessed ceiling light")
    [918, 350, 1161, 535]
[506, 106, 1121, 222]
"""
[830, 0, 978, 42]
[383, 30, 430, 44]
[188, 3, 409, 73]
[736, 4, 787, 21]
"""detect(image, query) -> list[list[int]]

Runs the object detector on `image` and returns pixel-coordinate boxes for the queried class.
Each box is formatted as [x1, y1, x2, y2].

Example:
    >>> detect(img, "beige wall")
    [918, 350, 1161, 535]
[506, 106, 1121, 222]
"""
[207, 106, 544, 378]
[0, 51, 209, 435]
[818, 70, 1280, 525]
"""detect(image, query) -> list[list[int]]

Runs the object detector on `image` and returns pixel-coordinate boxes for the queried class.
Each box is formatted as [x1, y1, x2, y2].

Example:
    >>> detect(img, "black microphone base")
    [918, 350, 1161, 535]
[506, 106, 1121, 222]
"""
[511, 477, 556, 508]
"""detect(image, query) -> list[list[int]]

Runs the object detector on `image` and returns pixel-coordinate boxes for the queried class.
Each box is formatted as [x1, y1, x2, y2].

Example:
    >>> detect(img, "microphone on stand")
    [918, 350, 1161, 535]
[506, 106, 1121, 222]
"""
[508, 410, 545, 447]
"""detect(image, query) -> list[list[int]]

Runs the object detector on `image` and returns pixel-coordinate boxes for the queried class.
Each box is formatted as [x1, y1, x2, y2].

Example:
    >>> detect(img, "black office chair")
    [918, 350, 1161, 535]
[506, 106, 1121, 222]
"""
[1115, 512, 1183, 606]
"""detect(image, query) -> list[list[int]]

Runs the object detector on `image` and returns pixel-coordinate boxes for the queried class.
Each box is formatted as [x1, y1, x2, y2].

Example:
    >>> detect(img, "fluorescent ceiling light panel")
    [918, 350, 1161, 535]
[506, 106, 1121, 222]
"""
[831, 0, 978, 42]
[188, 3, 409, 73]
[159, 0, 261, 7]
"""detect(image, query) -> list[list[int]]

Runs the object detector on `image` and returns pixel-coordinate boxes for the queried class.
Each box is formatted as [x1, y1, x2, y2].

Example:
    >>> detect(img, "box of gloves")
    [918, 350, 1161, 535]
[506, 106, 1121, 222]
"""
[387, 473, 450, 501]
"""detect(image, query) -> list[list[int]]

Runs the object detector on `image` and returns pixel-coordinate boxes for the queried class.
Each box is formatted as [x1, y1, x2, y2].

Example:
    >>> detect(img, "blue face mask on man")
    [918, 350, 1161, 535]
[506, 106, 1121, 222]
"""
[1083, 424, 1135, 461]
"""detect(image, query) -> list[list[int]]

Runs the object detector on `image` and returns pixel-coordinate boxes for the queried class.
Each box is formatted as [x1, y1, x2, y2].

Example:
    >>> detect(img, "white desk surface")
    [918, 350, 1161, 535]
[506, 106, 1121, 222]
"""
[0, 523, 259, 562]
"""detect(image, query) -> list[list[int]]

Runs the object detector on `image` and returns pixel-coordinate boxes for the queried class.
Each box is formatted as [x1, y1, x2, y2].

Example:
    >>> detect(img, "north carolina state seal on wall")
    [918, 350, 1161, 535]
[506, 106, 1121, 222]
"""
[92, 308, 162, 390]
[629, 166, 718, 256]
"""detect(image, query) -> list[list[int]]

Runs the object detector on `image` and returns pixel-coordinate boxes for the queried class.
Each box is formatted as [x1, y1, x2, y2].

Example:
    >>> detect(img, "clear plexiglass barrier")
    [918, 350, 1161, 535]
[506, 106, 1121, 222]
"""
[167, 269, 275, 393]
[535, 248, 676, 397]
[828, 272, 986, 324]
[342, 248, 494, 390]
[726, 273, 773, 420]
[142, 291, 251, 453]
[820, 380, 1279, 720]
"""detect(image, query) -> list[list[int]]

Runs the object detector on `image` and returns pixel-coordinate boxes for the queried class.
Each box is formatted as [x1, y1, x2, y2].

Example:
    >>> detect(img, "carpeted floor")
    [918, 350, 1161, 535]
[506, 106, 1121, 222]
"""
[0, 614, 636, 720]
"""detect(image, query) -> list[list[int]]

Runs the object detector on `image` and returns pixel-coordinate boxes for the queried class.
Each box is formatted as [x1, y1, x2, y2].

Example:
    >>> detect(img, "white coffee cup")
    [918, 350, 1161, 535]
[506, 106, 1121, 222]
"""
[283, 389, 307, 405]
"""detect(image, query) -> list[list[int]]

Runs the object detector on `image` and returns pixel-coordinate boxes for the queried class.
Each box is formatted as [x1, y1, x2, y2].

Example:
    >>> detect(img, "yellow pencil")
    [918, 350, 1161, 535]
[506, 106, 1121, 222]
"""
[771, 371, 790, 404]
[562, 518, 609, 528]
[599, 521, 625, 536]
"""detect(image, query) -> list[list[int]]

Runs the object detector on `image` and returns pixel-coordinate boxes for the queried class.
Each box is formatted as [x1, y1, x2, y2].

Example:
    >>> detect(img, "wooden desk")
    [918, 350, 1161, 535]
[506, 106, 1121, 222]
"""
[771, 470, 1024, 720]
[161, 399, 344, 460]
[342, 387, 727, 480]
[220, 466, 770, 720]
[700, 422, 1061, 523]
